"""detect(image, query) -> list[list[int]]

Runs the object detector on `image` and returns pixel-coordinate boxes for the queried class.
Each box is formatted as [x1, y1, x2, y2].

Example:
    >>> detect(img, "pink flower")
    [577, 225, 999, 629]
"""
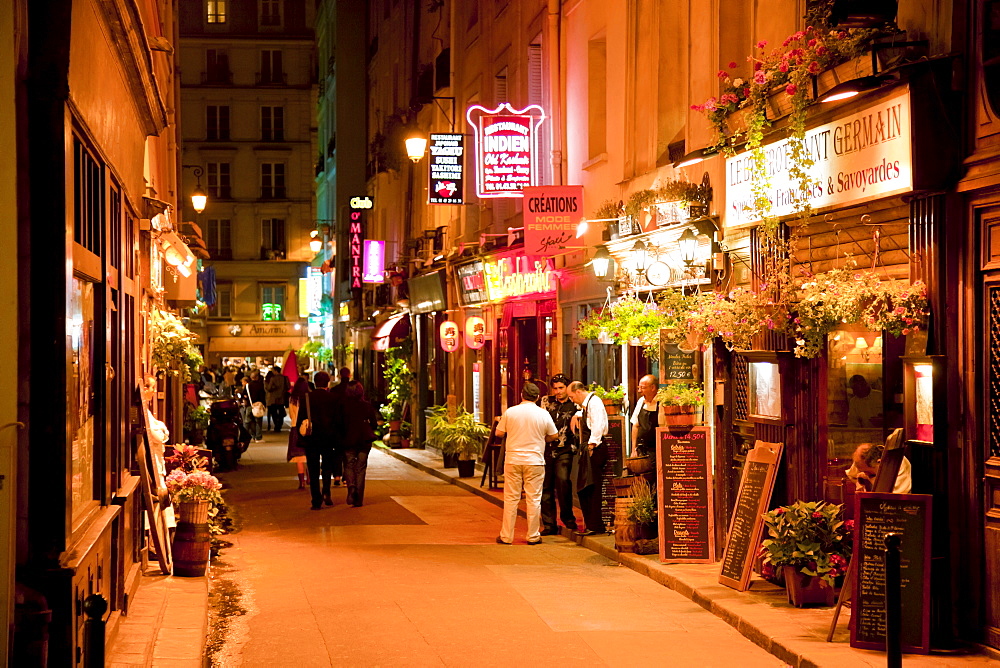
[753, 70, 767, 85]
[779, 60, 790, 73]
[753, 60, 762, 71]
[812, 511, 823, 519]
[808, 38, 818, 47]
[756, 40, 768, 49]
[807, 61, 821, 75]
[902, 328, 911, 335]
[703, 97, 718, 111]
[792, 31, 805, 41]
[785, 83, 798, 96]
[895, 306, 906, 314]
[721, 92, 739, 104]
[728, 61, 738, 69]
[816, 45, 828, 56]
[690, 104, 704, 111]
[718, 69, 729, 79]
[776, 507, 786, 515]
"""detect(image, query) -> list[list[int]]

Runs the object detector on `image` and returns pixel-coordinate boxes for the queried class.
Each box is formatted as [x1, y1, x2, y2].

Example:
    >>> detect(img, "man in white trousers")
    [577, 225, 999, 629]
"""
[495, 382, 558, 545]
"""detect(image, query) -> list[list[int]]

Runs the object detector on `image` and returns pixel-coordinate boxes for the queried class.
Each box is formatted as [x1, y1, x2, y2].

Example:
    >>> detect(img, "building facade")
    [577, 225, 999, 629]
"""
[179, 0, 317, 365]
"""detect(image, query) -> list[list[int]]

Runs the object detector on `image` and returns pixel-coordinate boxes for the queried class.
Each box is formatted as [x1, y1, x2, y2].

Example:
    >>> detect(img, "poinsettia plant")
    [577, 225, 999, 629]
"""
[761, 500, 852, 586]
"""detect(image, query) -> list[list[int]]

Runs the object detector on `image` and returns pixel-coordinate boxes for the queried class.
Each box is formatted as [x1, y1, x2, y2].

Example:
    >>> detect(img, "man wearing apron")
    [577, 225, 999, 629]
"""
[630, 374, 663, 457]
[568, 381, 609, 536]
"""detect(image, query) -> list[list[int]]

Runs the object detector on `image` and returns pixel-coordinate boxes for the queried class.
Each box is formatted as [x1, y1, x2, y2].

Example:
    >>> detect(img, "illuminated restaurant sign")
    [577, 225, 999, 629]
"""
[726, 86, 912, 227]
[439, 320, 460, 352]
[465, 317, 486, 350]
[455, 260, 488, 306]
[482, 256, 557, 301]
[348, 197, 369, 302]
[466, 103, 546, 198]
[428, 133, 464, 205]
[522, 185, 584, 255]
[362, 240, 385, 283]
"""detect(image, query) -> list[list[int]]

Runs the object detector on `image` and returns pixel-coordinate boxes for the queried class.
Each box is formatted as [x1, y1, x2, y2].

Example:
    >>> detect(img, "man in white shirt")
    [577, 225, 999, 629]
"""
[568, 381, 609, 536]
[495, 383, 558, 545]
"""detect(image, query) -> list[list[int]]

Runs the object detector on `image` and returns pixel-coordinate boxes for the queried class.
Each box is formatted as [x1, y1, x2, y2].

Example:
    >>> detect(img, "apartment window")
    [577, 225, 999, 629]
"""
[207, 0, 227, 23]
[259, 50, 284, 85]
[206, 105, 230, 140]
[209, 282, 232, 318]
[260, 283, 286, 320]
[206, 218, 232, 259]
[73, 137, 105, 254]
[260, 163, 285, 199]
[261, 106, 284, 141]
[588, 38, 608, 158]
[260, 0, 282, 26]
[206, 163, 231, 199]
[205, 49, 231, 84]
[528, 40, 549, 185]
[494, 66, 508, 104]
[261, 218, 286, 259]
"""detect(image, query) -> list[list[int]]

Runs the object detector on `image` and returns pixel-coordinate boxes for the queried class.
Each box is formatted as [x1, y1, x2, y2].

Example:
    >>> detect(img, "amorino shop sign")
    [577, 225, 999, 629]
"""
[725, 85, 912, 228]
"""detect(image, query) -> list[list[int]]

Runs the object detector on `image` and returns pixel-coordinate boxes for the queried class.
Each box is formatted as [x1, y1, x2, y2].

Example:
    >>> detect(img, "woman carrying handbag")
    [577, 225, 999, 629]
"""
[341, 381, 380, 507]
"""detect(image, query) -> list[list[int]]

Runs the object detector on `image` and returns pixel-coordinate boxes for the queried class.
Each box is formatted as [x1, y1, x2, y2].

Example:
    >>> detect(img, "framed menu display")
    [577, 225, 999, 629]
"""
[655, 427, 714, 563]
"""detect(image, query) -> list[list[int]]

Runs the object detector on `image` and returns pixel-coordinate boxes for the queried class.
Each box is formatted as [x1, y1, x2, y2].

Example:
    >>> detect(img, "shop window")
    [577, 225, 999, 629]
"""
[207, 0, 227, 23]
[206, 218, 232, 259]
[206, 105, 230, 140]
[206, 162, 231, 199]
[826, 325, 902, 464]
[70, 278, 97, 527]
[261, 106, 284, 141]
[260, 283, 285, 321]
[209, 282, 232, 319]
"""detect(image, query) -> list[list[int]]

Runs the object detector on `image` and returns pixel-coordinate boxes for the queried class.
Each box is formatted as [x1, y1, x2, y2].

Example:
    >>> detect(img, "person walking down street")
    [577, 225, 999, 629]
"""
[539, 374, 579, 535]
[246, 369, 266, 442]
[327, 367, 352, 486]
[287, 375, 312, 489]
[265, 366, 291, 432]
[495, 383, 558, 545]
[631, 374, 664, 458]
[222, 365, 237, 398]
[340, 380, 379, 507]
[568, 381, 609, 536]
[235, 376, 252, 434]
[295, 371, 342, 510]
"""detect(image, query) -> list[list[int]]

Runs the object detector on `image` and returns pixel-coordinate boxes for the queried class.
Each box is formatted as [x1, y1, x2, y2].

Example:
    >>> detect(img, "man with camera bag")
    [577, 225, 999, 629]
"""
[296, 371, 342, 510]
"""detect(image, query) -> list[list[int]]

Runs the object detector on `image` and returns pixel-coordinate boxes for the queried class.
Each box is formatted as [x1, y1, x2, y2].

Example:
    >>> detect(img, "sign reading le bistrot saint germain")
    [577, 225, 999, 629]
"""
[466, 103, 546, 199]
[726, 86, 913, 227]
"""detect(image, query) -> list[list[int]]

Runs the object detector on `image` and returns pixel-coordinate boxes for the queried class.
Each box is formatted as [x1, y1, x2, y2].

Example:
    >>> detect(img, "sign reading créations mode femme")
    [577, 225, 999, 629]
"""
[725, 85, 912, 228]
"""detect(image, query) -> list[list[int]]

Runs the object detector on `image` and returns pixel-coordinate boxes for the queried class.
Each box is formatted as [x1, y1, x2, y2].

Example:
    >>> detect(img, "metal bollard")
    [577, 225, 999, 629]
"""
[884, 532, 902, 668]
[83, 594, 108, 668]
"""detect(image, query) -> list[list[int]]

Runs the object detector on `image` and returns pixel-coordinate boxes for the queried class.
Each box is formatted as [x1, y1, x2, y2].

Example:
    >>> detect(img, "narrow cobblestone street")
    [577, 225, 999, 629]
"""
[208, 432, 784, 667]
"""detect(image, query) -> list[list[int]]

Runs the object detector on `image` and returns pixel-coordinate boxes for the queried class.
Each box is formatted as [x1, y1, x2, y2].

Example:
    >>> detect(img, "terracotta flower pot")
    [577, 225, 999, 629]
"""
[782, 565, 835, 607]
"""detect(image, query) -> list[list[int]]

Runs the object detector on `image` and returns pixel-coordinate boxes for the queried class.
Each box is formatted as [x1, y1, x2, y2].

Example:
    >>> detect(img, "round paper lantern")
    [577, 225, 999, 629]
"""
[465, 316, 486, 350]
[439, 320, 461, 352]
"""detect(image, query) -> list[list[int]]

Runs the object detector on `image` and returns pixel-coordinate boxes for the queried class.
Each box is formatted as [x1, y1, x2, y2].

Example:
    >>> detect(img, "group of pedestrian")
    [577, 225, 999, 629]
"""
[293, 368, 380, 511]
[495, 375, 613, 545]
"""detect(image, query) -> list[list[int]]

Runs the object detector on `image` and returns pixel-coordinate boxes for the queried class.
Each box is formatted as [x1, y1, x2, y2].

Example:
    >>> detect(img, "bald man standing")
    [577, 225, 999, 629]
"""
[630, 374, 664, 457]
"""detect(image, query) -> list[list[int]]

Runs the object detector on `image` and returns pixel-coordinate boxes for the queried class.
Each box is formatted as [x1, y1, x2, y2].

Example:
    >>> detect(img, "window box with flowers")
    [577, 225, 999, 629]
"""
[761, 500, 852, 607]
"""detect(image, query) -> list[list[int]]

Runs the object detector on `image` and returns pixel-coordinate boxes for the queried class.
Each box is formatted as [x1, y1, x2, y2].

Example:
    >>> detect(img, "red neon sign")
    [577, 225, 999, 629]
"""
[466, 103, 546, 199]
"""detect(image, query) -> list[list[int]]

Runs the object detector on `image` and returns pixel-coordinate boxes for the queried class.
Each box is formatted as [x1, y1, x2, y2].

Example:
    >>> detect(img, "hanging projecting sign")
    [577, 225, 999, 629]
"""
[428, 133, 465, 205]
[466, 103, 546, 199]
[465, 316, 486, 349]
[522, 185, 584, 255]
[362, 240, 385, 283]
[439, 320, 461, 352]
[725, 86, 912, 228]
[455, 260, 487, 306]
[348, 197, 371, 305]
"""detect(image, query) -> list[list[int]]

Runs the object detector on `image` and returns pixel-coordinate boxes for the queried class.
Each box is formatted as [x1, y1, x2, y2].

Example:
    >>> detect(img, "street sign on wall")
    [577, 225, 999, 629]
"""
[466, 103, 546, 199]
[428, 133, 464, 204]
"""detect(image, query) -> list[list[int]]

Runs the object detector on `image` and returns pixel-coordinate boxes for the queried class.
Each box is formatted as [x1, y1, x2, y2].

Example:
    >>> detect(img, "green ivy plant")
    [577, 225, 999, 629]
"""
[380, 344, 413, 422]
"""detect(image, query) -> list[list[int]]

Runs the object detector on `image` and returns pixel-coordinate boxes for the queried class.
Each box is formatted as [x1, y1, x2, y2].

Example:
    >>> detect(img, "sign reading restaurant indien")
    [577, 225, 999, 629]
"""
[725, 86, 912, 227]
[466, 103, 546, 199]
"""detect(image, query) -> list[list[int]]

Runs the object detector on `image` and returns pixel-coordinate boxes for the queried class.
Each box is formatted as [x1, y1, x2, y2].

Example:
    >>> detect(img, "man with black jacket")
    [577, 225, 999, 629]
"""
[296, 371, 342, 510]
[539, 374, 579, 535]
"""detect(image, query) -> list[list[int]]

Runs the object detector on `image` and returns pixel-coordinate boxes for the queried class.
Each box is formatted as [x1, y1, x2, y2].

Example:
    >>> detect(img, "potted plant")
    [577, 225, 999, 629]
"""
[655, 382, 705, 426]
[381, 344, 413, 442]
[183, 406, 210, 445]
[626, 477, 657, 540]
[761, 500, 851, 607]
[425, 406, 490, 477]
[588, 383, 625, 416]
[165, 467, 224, 577]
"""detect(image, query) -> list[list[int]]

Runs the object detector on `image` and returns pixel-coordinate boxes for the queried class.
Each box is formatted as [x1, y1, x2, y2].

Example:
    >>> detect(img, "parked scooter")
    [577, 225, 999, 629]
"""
[206, 399, 251, 471]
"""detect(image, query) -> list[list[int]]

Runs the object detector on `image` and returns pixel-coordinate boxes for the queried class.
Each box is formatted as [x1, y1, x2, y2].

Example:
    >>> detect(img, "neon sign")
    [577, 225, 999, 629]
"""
[362, 240, 385, 283]
[466, 103, 546, 199]
[482, 257, 557, 301]
[428, 133, 464, 205]
[439, 320, 460, 352]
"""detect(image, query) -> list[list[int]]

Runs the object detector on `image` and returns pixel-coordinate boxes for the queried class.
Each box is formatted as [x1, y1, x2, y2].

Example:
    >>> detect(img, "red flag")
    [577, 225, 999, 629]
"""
[283, 351, 299, 385]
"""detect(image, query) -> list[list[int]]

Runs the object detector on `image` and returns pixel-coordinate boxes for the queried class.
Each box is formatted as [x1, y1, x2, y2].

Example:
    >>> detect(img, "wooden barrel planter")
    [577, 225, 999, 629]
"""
[662, 405, 699, 428]
[625, 456, 655, 476]
[173, 501, 211, 577]
[614, 497, 637, 553]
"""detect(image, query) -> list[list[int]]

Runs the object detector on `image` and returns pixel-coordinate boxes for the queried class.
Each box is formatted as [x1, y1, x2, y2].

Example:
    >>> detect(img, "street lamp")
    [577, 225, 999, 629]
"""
[405, 131, 428, 162]
[678, 228, 699, 266]
[632, 239, 649, 275]
[182, 165, 208, 213]
[591, 245, 611, 279]
[309, 230, 323, 253]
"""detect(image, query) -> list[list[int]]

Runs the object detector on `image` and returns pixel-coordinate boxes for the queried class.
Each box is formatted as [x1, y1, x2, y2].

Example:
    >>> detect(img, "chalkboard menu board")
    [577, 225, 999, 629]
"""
[719, 441, 783, 591]
[851, 493, 932, 654]
[660, 342, 697, 381]
[655, 427, 714, 563]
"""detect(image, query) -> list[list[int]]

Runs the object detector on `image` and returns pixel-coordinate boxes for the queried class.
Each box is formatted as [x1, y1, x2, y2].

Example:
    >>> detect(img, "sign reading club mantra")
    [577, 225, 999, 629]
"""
[466, 103, 546, 198]
[522, 185, 584, 255]
[726, 86, 913, 227]
[482, 256, 557, 301]
[348, 197, 371, 301]
[428, 133, 464, 205]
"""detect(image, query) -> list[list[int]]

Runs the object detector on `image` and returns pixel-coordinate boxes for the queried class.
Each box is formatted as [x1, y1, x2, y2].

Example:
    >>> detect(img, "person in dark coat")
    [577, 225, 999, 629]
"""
[340, 381, 380, 507]
[286, 375, 312, 489]
[326, 367, 352, 486]
[245, 369, 266, 441]
[295, 371, 342, 510]
[265, 366, 291, 432]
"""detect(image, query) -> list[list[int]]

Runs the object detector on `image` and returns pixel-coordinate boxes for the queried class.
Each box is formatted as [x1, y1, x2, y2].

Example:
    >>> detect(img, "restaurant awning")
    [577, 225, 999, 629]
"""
[372, 313, 411, 351]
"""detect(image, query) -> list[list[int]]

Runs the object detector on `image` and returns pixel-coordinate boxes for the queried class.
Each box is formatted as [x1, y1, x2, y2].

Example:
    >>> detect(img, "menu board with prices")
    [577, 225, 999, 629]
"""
[428, 133, 464, 204]
[850, 493, 932, 654]
[656, 427, 714, 563]
[660, 340, 697, 381]
[718, 441, 783, 591]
